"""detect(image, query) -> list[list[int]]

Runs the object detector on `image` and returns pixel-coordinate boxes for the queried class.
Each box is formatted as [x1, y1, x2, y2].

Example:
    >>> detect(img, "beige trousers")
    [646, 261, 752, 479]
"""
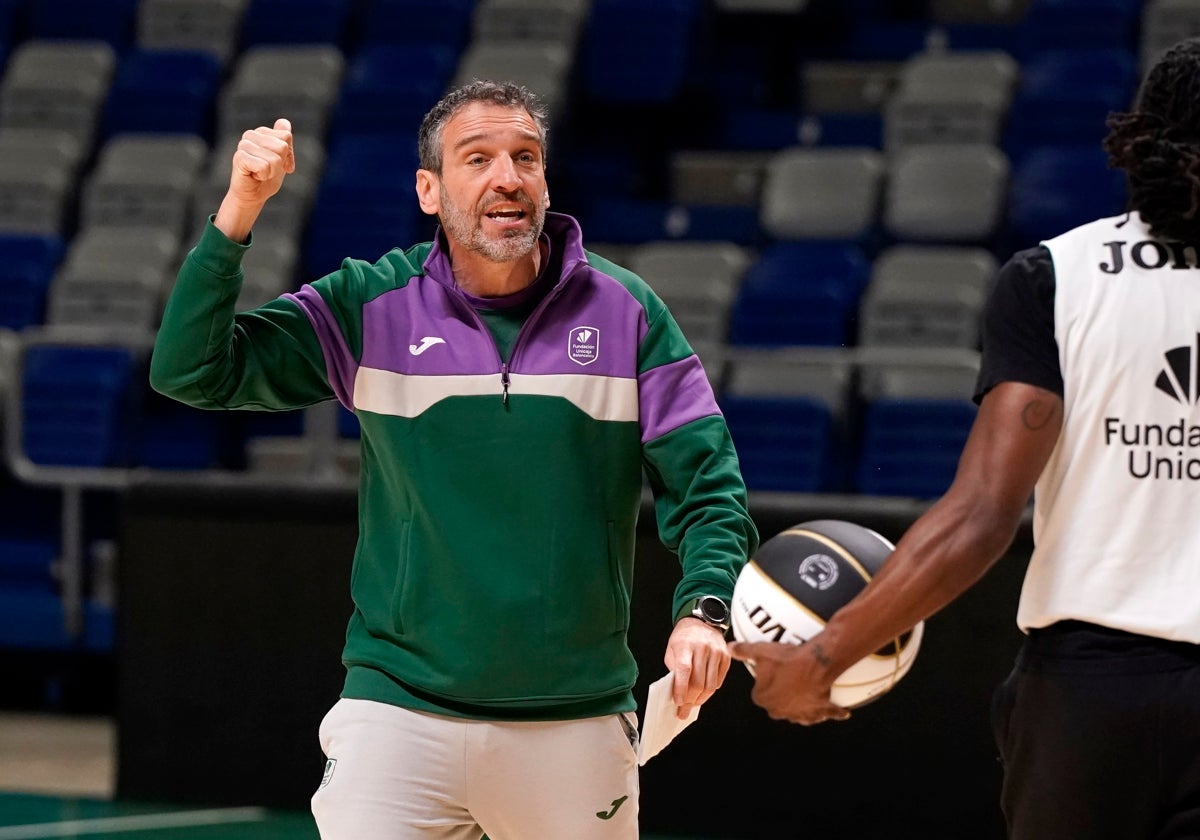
[311, 698, 640, 839]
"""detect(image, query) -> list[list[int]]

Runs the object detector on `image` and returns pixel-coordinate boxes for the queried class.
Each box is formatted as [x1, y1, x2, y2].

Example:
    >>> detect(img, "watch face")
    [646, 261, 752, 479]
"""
[698, 596, 729, 623]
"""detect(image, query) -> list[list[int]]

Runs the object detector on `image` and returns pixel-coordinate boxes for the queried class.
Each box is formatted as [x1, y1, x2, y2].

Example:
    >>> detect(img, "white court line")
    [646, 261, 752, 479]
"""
[0, 807, 268, 838]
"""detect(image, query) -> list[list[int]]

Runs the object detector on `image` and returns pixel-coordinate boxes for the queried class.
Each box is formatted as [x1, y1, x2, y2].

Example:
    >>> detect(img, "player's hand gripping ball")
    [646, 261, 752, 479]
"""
[731, 519, 923, 708]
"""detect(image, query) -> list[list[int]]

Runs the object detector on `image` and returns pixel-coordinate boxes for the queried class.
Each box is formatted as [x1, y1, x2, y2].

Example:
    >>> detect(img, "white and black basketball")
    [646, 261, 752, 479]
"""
[731, 519, 924, 708]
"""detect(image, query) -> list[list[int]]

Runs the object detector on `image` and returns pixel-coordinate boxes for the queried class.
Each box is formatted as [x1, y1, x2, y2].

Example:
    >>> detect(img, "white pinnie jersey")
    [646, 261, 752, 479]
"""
[1022, 213, 1200, 642]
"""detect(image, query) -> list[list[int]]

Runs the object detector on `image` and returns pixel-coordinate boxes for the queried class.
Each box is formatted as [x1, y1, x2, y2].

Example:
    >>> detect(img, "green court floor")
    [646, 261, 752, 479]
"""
[0, 793, 317, 839]
[0, 793, 718, 839]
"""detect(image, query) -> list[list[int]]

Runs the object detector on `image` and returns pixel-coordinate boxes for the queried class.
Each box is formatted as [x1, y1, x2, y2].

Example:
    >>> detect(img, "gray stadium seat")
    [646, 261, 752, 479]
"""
[724, 346, 855, 419]
[884, 49, 1018, 152]
[627, 240, 751, 344]
[136, 0, 250, 65]
[80, 133, 209, 238]
[470, 0, 591, 47]
[0, 128, 87, 236]
[758, 146, 885, 241]
[452, 41, 572, 118]
[856, 346, 981, 403]
[45, 227, 181, 330]
[236, 234, 300, 311]
[191, 134, 327, 240]
[0, 39, 116, 153]
[217, 44, 345, 144]
[1140, 0, 1200, 73]
[799, 60, 901, 115]
[858, 245, 997, 348]
[669, 150, 772, 208]
[883, 143, 1010, 243]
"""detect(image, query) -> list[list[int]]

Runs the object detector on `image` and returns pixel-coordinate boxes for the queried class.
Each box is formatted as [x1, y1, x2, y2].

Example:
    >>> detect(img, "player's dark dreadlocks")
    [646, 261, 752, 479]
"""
[1102, 37, 1200, 242]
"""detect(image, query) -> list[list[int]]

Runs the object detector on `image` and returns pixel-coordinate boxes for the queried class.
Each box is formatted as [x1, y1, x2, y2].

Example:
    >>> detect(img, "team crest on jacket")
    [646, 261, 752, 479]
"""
[569, 326, 599, 366]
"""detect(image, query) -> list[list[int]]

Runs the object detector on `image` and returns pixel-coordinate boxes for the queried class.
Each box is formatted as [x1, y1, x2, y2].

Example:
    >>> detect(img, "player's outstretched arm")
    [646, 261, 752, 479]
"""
[214, 117, 296, 244]
[730, 381, 1063, 724]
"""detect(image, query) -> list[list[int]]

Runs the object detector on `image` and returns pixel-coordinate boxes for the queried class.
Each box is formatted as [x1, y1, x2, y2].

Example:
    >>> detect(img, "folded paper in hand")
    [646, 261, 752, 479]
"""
[637, 672, 701, 766]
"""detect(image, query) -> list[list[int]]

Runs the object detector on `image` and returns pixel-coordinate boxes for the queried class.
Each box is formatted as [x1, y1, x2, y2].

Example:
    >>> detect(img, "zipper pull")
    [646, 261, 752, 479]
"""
[501, 366, 510, 405]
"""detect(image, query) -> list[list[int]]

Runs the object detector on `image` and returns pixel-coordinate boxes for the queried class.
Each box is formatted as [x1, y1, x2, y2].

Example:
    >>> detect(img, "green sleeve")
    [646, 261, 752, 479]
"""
[149, 221, 334, 411]
[644, 415, 760, 625]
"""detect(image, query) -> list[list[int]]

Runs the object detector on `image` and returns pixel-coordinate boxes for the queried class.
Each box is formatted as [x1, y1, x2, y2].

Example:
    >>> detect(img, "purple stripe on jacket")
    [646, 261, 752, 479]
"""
[286, 286, 358, 409]
[639, 354, 722, 444]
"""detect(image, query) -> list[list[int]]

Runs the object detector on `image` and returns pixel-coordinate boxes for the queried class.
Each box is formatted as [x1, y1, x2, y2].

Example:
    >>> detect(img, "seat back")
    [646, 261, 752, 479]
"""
[217, 44, 345, 144]
[858, 245, 997, 348]
[884, 142, 1010, 243]
[884, 49, 1018, 152]
[136, 0, 250, 65]
[759, 146, 885, 241]
[627, 240, 750, 344]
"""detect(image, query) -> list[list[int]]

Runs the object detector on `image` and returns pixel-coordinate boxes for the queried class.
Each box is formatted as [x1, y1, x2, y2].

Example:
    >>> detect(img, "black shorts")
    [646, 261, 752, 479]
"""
[991, 621, 1200, 839]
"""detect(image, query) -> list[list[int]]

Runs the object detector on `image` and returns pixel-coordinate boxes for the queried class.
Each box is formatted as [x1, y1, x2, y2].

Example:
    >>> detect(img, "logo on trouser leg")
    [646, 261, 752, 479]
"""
[320, 759, 336, 788]
[596, 795, 628, 820]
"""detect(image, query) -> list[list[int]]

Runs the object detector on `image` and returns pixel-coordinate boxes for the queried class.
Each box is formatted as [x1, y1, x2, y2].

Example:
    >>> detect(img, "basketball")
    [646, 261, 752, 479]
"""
[731, 519, 924, 708]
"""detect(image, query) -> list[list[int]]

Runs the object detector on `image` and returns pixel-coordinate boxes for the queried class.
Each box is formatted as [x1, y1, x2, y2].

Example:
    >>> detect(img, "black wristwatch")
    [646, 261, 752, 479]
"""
[688, 595, 731, 633]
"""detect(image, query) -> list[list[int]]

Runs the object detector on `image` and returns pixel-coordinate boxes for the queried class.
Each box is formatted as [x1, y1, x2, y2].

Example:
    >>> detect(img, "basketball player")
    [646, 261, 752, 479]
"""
[729, 37, 1200, 839]
[149, 80, 758, 838]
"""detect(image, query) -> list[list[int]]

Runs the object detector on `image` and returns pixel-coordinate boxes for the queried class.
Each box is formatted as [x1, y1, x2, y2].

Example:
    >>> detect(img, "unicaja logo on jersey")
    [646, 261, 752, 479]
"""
[1154, 333, 1200, 404]
[569, 326, 599, 366]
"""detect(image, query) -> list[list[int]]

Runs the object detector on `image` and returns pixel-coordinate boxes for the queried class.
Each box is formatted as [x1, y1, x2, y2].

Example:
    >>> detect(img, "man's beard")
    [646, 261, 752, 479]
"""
[438, 186, 547, 263]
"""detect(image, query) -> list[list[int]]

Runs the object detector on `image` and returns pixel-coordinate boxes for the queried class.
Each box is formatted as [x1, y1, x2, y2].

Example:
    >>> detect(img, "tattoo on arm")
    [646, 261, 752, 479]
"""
[810, 642, 832, 667]
[1020, 397, 1057, 431]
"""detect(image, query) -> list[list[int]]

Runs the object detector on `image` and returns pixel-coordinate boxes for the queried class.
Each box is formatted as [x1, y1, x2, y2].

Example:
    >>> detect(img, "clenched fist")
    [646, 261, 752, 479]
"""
[215, 118, 296, 243]
[230, 117, 296, 203]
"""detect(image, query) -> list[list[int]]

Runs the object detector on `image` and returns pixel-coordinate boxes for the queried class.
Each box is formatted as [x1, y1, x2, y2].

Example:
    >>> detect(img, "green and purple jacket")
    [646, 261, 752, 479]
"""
[150, 211, 758, 720]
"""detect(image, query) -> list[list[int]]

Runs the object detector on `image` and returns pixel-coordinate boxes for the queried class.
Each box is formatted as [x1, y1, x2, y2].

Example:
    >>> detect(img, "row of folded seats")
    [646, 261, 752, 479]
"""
[0, 134, 1120, 334]
[11, 237, 993, 497]
[13, 341, 981, 499]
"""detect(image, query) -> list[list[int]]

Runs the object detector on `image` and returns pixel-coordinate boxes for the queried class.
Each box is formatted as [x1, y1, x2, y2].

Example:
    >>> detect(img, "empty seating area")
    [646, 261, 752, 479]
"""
[0, 0, 1186, 657]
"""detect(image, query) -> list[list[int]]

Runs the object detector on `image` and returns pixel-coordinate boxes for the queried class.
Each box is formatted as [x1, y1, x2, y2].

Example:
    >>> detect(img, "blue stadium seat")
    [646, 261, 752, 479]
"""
[351, 0, 474, 52]
[0, 234, 64, 329]
[717, 107, 884, 151]
[575, 197, 760, 246]
[1003, 48, 1138, 164]
[722, 395, 842, 492]
[330, 43, 457, 139]
[303, 134, 422, 279]
[0, 537, 56, 590]
[238, 0, 355, 49]
[727, 241, 871, 347]
[1008, 145, 1128, 249]
[580, 0, 705, 104]
[721, 347, 856, 491]
[84, 599, 114, 652]
[0, 589, 72, 649]
[855, 397, 977, 497]
[1016, 0, 1142, 54]
[99, 47, 223, 142]
[135, 390, 225, 470]
[844, 19, 935, 61]
[25, 0, 138, 51]
[0, 480, 64, 650]
[21, 345, 136, 467]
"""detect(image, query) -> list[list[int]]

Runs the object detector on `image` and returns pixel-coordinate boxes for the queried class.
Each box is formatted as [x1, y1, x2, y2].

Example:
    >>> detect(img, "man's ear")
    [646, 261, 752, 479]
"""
[544, 188, 549, 209]
[415, 169, 439, 216]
